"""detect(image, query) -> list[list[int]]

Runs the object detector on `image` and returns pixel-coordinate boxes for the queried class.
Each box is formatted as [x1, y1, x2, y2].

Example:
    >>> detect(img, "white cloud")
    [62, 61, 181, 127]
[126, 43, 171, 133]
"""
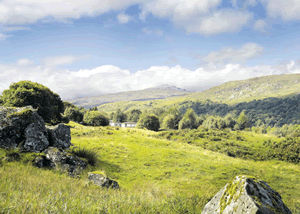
[17, 59, 33, 66]
[3, 26, 30, 31]
[201, 43, 264, 64]
[260, 0, 300, 21]
[42, 55, 88, 67]
[0, 33, 10, 40]
[1, 59, 300, 100]
[117, 13, 132, 24]
[0, 0, 143, 25]
[187, 10, 252, 35]
[142, 28, 163, 36]
[253, 19, 268, 32]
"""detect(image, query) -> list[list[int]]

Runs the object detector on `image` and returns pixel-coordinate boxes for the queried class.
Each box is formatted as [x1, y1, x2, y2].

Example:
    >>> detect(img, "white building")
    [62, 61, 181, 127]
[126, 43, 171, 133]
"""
[109, 120, 137, 128]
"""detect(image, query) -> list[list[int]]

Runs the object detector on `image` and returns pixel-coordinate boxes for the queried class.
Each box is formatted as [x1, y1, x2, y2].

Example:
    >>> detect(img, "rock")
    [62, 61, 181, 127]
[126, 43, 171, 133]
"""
[33, 156, 55, 168]
[22, 112, 49, 152]
[88, 172, 119, 189]
[46, 124, 72, 149]
[0, 106, 49, 152]
[43, 147, 87, 175]
[201, 175, 292, 214]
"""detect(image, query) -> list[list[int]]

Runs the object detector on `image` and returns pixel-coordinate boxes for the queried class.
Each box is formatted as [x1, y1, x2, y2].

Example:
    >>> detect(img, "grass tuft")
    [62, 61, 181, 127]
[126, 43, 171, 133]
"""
[71, 146, 99, 166]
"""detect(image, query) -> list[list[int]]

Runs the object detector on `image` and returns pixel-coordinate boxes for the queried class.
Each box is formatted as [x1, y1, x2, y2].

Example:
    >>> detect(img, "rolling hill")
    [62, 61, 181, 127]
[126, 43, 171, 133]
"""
[66, 84, 193, 109]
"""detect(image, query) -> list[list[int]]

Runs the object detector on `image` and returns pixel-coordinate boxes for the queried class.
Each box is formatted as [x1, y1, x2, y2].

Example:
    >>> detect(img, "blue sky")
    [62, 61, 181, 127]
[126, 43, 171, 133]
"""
[1, 0, 300, 99]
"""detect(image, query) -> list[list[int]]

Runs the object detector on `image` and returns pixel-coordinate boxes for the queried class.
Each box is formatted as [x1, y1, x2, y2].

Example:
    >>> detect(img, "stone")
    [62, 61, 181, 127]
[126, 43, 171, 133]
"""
[46, 124, 72, 149]
[0, 106, 49, 152]
[88, 172, 119, 189]
[43, 147, 87, 175]
[22, 112, 49, 152]
[201, 175, 292, 214]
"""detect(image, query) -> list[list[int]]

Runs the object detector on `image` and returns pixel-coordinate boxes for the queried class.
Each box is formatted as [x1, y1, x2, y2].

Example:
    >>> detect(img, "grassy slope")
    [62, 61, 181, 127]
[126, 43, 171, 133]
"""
[1, 121, 300, 213]
[98, 73, 300, 113]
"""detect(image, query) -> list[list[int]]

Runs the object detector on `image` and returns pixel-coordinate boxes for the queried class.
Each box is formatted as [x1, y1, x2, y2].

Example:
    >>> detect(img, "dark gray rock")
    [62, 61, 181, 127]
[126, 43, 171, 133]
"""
[46, 124, 72, 149]
[0, 106, 49, 152]
[43, 147, 87, 175]
[88, 172, 119, 189]
[34, 156, 55, 168]
[201, 175, 292, 214]
[22, 113, 49, 152]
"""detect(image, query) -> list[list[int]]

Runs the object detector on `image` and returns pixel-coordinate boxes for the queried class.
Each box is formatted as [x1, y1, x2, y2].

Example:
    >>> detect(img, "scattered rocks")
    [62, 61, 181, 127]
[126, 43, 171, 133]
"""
[0, 106, 72, 152]
[39, 147, 87, 175]
[201, 175, 292, 214]
[88, 172, 119, 189]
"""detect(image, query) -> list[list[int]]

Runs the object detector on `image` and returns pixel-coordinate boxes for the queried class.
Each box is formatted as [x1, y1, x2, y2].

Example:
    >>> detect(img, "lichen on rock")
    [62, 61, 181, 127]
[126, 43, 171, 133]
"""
[88, 172, 119, 189]
[201, 175, 292, 214]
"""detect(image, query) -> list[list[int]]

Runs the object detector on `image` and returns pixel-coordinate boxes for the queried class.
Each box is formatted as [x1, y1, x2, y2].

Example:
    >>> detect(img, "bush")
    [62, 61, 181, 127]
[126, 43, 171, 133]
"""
[2, 80, 64, 124]
[64, 107, 84, 122]
[83, 111, 109, 126]
[178, 117, 192, 130]
[137, 114, 160, 131]
[71, 147, 99, 166]
[162, 114, 176, 129]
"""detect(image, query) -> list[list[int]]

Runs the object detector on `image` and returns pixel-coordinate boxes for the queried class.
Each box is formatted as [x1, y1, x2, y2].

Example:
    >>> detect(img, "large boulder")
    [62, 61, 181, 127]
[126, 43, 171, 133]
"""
[46, 124, 72, 149]
[201, 175, 292, 214]
[0, 106, 49, 152]
[35, 147, 87, 175]
[88, 172, 119, 189]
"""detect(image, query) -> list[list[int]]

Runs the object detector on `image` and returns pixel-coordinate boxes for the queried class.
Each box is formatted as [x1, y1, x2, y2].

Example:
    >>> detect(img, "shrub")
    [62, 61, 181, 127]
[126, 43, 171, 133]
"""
[178, 117, 192, 130]
[2, 80, 64, 124]
[64, 107, 84, 122]
[71, 147, 99, 166]
[137, 114, 160, 131]
[162, 114, 176, 129]
[83, 111, 109, 126]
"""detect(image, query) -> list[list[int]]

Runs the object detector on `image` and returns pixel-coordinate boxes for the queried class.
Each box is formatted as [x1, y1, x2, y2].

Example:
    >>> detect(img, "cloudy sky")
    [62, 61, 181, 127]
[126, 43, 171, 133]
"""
[1, 0, 300, 99]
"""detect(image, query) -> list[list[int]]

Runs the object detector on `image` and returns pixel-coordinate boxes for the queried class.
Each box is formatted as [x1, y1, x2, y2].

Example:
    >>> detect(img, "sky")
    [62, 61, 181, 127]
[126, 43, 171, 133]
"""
[1, 0, 300, 100]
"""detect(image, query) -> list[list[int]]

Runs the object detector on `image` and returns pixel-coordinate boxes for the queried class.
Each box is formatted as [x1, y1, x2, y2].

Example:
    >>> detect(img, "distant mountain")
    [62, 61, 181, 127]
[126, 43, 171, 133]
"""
[66, 84, 192, 109]
[97, 73, 300, 113]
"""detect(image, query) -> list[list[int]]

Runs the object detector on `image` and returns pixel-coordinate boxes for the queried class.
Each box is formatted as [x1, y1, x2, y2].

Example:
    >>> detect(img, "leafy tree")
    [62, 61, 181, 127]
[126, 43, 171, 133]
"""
[89, 106, 98, 111]
[178, 117, 193, 130]
[1, 80, 64, 124]
[128, 109, 142, 122]
[110, 112, 115, 120]
[166, 107, 182, 129]
[237, 111, 249, 130]
[224, 114, 236, 129]
[64, 107, 84, 122]
[162, 114, 176, 129]
[63, 101, 76, 111]
[0, 96, 3, 106]
[137, 114, 160, 131]
[113, 109, 127, 122]
[178, 108, 198, 130]
[83, 111, 109, 126]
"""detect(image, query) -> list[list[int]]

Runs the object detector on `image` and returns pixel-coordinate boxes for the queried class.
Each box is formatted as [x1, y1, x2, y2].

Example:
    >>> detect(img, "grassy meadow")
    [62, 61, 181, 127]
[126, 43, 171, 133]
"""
[1, 121, 300, 213]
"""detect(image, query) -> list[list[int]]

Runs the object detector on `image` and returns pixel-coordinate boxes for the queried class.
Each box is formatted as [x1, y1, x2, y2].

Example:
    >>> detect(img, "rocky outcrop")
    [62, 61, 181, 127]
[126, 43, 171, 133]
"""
[46, 124, 72, 149]
[201, 175, 292, 214]
[88, 172, 119, 189]
[34, 147, 87, 175]
[0, 106, 71, 152]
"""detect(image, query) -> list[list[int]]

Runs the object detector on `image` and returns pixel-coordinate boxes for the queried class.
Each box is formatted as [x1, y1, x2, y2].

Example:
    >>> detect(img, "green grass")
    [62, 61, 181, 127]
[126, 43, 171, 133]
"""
[0, 121, 300, 213]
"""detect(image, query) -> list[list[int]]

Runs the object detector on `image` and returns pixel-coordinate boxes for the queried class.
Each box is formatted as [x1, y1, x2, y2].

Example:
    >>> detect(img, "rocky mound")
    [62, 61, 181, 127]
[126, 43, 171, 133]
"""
[201, 175, 292, 214]
[0, 106, 71, 152]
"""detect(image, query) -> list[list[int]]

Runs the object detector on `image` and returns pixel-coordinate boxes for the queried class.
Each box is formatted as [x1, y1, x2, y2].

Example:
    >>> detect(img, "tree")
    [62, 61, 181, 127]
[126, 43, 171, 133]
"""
[2, 80, 64, 124]
[178, 108, 198, 130]
[128, 109, 142, 122]
[83, 111, 109, 126]
[137, 114, 160, 131]
[237, 111, 250, 130]
[89, 106, 98, 111]
[63, 101, 76, 111]
[64, 107, 84, 122]
[166, 107, 182, 129]
[113, 109, 127, 122]
[0, 96, 3, 106]
[162, 114, 176, 129]
[224, 114, 236, 129]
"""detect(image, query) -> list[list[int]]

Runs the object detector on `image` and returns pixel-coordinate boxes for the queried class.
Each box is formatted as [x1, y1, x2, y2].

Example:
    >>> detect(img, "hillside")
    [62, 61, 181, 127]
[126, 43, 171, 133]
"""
[98, 73, 300, 114]
[66, 84, 192, 109]
[1, 122, 300, 213]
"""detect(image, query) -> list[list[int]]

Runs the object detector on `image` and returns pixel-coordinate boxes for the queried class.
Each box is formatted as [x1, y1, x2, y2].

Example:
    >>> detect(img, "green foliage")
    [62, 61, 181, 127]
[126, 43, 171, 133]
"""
[64, 107, 84, 122]
[0, 95, 3, 106]
[2, 81, 64, 124]
[237, 111, 250, 130]
[7, 109, 33, 119]
[162, 114, 176, 129]
[63, 101, 76, 111]
[137, 114, 160, 131]
[113, 109, 127, 123]
[83, 111, 109, 126]
[127, 109, 142, 122]
[89, 106, 98, 111]
[178, 108, 198, 130]
[71, 146, 99, 166]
